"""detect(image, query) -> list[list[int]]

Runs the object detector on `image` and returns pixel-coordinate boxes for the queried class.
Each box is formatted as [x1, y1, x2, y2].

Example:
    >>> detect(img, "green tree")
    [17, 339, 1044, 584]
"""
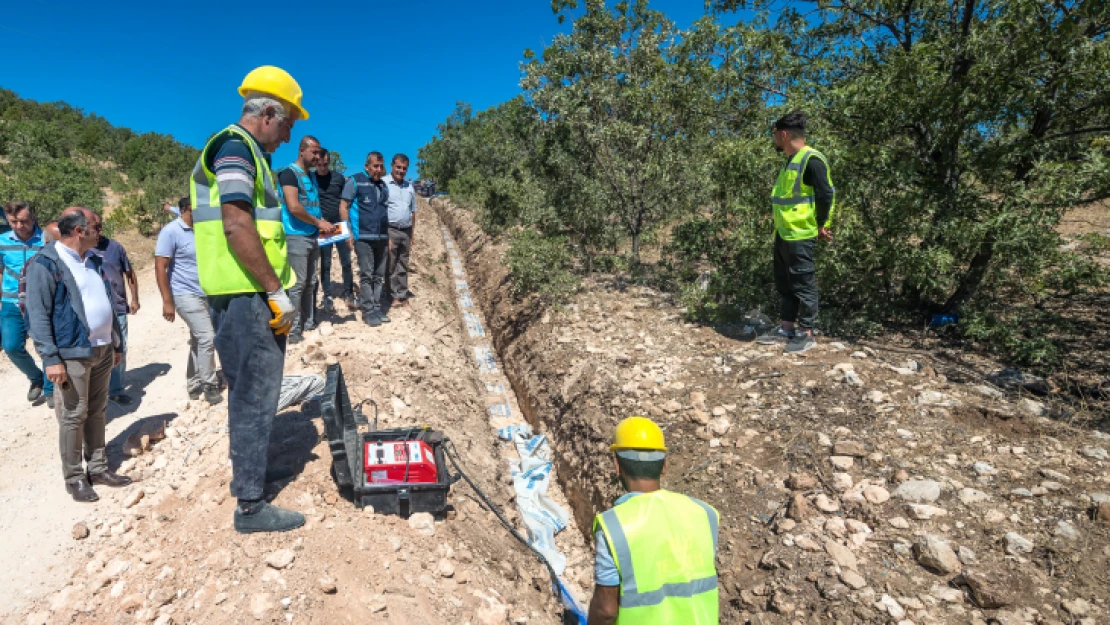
[329, 150, 347, 174]
[523, 0, 709, 264]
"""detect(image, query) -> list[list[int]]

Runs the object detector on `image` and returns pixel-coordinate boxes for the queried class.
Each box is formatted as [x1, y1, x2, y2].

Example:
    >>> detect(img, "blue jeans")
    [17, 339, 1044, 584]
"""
[1, 302, 53, 396]
[109, 313, 128, 396]
[209, 292, 286, 501]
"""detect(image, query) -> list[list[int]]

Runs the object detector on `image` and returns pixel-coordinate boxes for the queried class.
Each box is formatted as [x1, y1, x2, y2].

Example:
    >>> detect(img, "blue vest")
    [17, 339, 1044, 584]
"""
[280, 163, 321, 237]
[0, 228, 45, 304]
[348, 172, 390, 241]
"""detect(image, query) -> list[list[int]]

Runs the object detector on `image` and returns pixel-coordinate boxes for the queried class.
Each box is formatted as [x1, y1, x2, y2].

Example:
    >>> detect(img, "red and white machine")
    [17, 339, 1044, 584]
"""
[364, 440, 439, 484]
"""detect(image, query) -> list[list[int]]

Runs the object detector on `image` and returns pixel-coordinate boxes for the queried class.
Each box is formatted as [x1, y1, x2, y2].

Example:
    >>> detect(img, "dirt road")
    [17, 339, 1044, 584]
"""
[0, 260, 190, 617]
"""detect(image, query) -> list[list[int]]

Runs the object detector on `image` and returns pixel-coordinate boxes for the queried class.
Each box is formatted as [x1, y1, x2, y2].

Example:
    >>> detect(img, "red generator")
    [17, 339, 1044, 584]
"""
[364, 439, 439, 484]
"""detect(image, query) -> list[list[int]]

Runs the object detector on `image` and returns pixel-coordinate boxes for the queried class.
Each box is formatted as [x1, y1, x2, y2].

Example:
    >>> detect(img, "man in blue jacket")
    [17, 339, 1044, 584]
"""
[25, 207, 128, 502]
[0, 201, 52, 407]
[339, 152, 390, 327]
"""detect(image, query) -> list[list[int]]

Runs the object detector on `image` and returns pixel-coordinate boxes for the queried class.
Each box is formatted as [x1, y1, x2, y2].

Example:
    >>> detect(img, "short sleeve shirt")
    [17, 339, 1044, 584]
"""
[594, 492, 642, 587]
[383, 177, 417, 228]
[205, 125, 268, 208]
[93, 237, 132, 314]
[154, 218, 204, 297]
[315, 171, 346, 222]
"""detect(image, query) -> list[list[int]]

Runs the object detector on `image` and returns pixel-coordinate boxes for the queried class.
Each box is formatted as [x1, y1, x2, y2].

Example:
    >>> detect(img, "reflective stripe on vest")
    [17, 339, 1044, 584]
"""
[771, 146, 836, 241]
[280, 163, 321, 236]
[0, 231, 44, 304]
[594, 490, 719, 623]
[190, 125, 294, 295]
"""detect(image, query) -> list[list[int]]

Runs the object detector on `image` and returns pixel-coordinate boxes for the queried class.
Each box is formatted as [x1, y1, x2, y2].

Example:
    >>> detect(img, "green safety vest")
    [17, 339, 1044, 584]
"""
[190, 125, 294, 295]
[771, 146, 836, 241]
[593, 490, 720, 624]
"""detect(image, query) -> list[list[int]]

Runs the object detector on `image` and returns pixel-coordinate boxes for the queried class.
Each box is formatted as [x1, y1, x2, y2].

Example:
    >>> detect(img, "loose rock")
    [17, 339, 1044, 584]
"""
[914, 534, 962, 574]
[264, 549, 295, 570]
[408, 512, 436, 536]
[893, 479, 942, 503]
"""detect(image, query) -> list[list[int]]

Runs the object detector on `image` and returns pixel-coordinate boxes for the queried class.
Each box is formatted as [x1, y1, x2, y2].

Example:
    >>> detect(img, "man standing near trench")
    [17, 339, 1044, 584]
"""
[757, 110, 835, 354]
[154, 197, 223, 405]
[383, 153, 417, 308]
[589, 416, 719, 624]
[340, 152, 390, 326]
[279, 135, 332, 344]
[191, 65, 308, 533]
[313, 148, 354, 310]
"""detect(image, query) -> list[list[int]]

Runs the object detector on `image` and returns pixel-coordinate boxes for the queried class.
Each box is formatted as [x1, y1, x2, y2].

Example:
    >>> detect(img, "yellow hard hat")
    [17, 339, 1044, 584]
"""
[238, 66, 310, 121]
[611, 416, 666, 452]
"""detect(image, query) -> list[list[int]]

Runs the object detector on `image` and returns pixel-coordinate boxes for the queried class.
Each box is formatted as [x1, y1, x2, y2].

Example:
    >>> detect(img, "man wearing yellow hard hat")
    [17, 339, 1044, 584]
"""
[190, 66, 309, 533]
[589, 416, 720, 624]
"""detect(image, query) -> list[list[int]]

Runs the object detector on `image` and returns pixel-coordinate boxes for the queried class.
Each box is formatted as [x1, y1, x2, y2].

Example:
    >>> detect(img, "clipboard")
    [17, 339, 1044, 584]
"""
[318, 221, 351, 247]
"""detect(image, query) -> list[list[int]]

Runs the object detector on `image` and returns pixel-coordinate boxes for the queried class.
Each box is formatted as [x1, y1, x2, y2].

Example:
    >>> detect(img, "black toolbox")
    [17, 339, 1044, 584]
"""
[319, 364, 452, 516]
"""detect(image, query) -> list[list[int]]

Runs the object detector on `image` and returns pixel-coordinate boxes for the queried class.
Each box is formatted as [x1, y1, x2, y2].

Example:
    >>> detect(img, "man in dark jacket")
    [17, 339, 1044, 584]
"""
[25, 208, 130, 502]
[339, 151, 390, 327]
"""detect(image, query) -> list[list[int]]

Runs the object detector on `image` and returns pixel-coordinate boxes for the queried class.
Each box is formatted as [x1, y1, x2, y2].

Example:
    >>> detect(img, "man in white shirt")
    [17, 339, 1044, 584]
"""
[383, 154, 418, 308]
[24, 207, 130, 503]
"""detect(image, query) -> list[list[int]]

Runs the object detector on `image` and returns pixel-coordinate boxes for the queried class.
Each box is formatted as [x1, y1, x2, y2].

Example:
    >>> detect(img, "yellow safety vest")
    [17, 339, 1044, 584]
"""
[593, 490, 720, 624]
[190, 125, 294, 295]
[771, 146, 836, 241]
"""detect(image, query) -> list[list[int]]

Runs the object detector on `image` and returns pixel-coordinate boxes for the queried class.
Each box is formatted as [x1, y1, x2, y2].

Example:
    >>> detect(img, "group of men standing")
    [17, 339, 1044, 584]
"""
[275, 135, 418, 339]
[2, 203, 140, 413]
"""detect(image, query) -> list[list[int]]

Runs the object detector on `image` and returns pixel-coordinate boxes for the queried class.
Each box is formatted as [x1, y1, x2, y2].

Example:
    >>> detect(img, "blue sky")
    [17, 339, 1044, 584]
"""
[0, 0, 719, 178]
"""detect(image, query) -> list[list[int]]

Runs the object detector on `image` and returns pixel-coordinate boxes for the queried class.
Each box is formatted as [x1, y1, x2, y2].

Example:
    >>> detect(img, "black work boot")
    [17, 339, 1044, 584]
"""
[363, 311, 381, 327]
[233, 500, 305, 534]
[66, 477, 99, 502]
[28, 381, 44, 403]
[204, 385, 224, 405]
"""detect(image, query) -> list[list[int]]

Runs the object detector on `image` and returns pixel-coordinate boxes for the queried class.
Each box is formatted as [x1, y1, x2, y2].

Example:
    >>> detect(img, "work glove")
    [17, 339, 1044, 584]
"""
[267, 288, 295, 335]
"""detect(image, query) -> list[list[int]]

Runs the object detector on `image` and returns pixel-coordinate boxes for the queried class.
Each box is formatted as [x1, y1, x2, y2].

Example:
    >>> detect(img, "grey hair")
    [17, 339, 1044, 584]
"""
[58, 210, 89, 237]
[242, 92, 288, 121]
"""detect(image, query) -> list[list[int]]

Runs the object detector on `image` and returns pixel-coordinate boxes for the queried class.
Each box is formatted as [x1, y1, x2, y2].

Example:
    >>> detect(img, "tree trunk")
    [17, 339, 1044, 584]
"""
[943, 232, 996, 312]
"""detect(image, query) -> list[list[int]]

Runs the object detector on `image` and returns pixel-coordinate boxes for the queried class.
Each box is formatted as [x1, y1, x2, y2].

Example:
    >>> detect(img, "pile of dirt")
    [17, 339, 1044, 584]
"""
[14, 202, 575, 625]
[435, 197, 1110, 625]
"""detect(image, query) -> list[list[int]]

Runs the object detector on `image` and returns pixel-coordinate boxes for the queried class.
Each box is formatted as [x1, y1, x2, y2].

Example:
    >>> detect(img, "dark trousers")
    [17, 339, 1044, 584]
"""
[773, 234, 819, 329]
[355, 240, 388, 314]
[319, 241, 354, 298]
[56, 345, 114, 480]
[388, 226, 413, 300]
[209, 292, 286, 501]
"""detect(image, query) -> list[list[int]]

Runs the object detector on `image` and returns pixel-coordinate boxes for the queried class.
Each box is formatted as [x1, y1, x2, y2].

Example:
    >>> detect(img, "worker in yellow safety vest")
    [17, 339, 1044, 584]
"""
[190, 66, 308, 534]
[589, 416, 720, 624]
[757, 109, 836, 354]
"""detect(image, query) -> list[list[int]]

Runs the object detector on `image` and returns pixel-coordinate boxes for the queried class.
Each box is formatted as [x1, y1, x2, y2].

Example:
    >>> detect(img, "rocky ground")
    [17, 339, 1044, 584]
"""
[436, 197, 1110, 625]
[8, 200, 587, 625]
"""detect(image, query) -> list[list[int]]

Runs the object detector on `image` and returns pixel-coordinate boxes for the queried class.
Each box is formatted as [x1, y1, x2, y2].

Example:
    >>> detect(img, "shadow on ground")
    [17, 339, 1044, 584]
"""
[107, 362, 172, 421]
[263, 405, 322, 498]
[106, 412, 178, 471]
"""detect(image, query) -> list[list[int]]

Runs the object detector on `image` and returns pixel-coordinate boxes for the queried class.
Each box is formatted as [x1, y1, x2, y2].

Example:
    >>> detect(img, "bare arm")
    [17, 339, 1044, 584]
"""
[587, 586, 620, 625]
[124, 267, 140, 313]
[223, 201, 281, 293]
[154, 256, 175, 322]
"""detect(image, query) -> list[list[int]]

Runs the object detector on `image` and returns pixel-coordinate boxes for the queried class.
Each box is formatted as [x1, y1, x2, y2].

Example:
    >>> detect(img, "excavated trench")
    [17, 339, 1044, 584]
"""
[433, 199, 614, 544]
[434, 213, 594, 605]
